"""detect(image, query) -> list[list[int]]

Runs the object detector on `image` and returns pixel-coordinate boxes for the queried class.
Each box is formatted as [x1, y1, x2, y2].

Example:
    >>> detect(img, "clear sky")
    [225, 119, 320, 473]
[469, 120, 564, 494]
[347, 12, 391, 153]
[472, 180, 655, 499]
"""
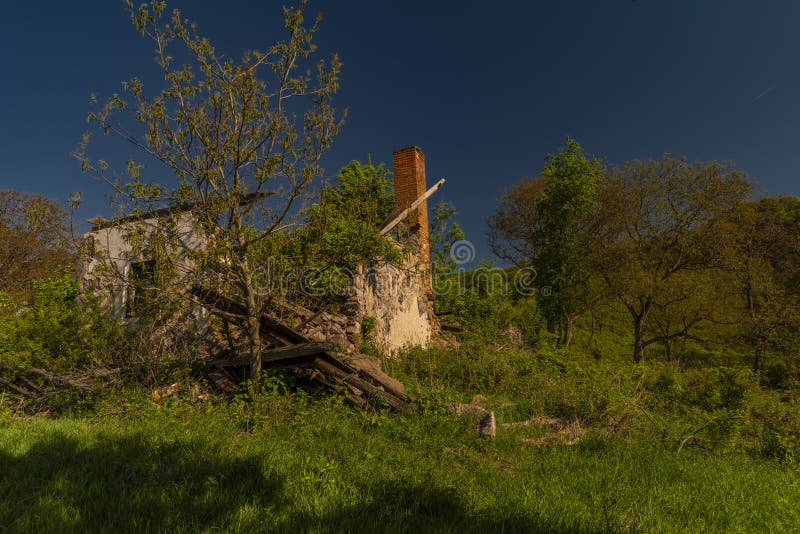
[1, 1, 799, 259]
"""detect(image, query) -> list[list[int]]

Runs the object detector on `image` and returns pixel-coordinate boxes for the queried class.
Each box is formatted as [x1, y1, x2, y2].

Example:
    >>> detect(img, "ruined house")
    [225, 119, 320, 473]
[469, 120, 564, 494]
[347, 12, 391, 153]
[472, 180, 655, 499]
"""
[81, 146, 440, 355]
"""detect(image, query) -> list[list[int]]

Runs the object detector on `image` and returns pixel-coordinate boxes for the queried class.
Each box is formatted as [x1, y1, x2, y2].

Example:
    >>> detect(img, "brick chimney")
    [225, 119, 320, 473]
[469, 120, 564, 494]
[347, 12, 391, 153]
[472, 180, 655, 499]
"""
[392, 146, 430, 267]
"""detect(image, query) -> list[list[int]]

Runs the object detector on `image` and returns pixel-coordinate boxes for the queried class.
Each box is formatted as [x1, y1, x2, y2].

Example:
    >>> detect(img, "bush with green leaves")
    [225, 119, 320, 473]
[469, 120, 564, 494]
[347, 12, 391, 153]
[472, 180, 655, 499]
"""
[434, 264, 543, 344]
[0, 275, 78, 370]
[301, 160, 397, 265]
[248, 159, 403, 304]
[0, 274, 122, 373]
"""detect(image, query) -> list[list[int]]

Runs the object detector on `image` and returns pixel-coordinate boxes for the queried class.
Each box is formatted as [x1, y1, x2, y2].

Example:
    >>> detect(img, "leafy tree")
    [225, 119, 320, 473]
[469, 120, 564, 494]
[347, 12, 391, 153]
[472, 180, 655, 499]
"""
[301, 159, 398, 270]
[596, 157, 751, 363]
[429, 201, 465, 275]
[723, 196, 800, 374]
[251, 159, 401, 303]
[427, 201, 470, 318]
[76, 1, 342, 380]
[0, 190, 75, 302]
[488, 138, 603, 346]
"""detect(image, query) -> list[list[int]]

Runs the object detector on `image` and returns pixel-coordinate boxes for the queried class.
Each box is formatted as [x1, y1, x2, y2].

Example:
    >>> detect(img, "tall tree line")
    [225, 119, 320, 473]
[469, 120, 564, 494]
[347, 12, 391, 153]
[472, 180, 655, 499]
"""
[489, 139, 800, 369]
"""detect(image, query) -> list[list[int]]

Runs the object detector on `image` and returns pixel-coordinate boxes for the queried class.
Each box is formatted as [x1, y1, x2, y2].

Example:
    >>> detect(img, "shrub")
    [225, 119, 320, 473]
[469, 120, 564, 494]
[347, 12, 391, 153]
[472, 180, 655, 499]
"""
[0, 274, 123, 372]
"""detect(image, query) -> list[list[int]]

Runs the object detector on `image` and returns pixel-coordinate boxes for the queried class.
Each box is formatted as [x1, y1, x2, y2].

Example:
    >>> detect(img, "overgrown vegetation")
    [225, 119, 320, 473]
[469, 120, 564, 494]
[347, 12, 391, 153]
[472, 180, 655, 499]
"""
[0, 190, 75, 303]
[1, 2, 799, 532]
[489, 138, 800, 373]
[3, 153, 799, 532]
[1, 317, 799, 532]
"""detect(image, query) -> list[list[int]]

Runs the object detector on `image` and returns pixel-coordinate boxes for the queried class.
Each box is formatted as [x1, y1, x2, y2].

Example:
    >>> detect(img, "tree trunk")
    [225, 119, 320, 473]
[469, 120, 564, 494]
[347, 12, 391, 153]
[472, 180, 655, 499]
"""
[633, 314, 645, 363]
[245, 275, 262, 381]
[247, 313, 262, 381]
[233, 206, 263, 383]
[752, 345, 763, 374]
[562, 314, 574, 347]
[626, 299, 651, 364]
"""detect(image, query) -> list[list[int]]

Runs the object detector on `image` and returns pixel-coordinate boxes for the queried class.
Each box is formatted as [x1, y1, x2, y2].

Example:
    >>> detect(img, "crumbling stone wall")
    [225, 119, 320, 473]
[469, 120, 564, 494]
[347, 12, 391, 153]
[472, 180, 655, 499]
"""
[349, 260, 432, 354]
[297, 147, 438, 355]
[295, 260, 432, 355]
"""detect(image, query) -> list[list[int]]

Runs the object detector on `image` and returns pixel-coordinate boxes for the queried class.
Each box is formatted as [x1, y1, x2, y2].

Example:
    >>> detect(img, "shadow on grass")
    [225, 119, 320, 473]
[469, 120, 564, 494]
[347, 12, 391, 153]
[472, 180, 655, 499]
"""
[1, 432, 585, 533]
[0, 431, 282, 533]
[280, 481, 590, 534]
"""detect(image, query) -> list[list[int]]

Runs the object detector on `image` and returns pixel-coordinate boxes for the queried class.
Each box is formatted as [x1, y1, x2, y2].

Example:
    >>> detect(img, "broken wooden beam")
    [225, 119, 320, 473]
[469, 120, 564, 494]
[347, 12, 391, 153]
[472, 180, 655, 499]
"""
[192, 285, 417, 412]
[312, 358, 415, 412]
[211, 342, 333, 369]
[0, 378, 36, 398]
[26, 367, 94, 391]
[263, 342, 334, 363]
[379, 178, 445, 235]
[190, 286, 306, 346]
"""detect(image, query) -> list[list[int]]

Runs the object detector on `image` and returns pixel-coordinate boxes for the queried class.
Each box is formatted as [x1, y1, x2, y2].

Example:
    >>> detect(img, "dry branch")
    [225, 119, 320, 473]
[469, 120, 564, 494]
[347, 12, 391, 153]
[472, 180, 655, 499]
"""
[26, 367, 94, 391]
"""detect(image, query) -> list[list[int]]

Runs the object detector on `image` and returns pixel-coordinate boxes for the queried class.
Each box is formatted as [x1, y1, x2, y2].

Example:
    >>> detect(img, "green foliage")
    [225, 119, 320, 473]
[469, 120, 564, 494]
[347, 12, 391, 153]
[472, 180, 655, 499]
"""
[594, 156, 752, 362]
[434, 264, 541, 342]
[0, 274, 79, 370]
[429, 201, 465, 275]
[0, 291, 14, 315]
[0, 274, 125, 377]
[77, 0, 343, 379]
[539, 138, 603, 214]
[247, 160, 403, 303]
[4, 333, 800, 532]
[359, 316, 378, 356]
[2, 263, 800, 531]
[488, 138, 604, 344]
[723, 196, 800, 374]
[0, 190, 75, 302]
[299, 159, 401, 270]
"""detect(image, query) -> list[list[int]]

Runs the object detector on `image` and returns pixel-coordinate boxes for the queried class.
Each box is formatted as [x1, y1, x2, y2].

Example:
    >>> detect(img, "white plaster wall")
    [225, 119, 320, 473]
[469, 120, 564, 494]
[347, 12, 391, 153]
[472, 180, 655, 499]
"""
[351, 261, 432, 354]
[81, 213, 203, 318]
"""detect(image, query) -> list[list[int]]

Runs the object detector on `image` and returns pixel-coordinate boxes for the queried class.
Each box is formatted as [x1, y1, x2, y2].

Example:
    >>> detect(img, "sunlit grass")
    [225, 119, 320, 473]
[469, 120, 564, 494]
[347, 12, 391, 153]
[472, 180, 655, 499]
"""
[1, 384, 798, 533]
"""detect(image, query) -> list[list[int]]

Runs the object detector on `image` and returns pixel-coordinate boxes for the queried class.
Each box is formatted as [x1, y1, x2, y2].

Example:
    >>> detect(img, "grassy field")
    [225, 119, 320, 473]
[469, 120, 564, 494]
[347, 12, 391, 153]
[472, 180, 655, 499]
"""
[1, 330, 799, 533]
[1, 396, 798, 533]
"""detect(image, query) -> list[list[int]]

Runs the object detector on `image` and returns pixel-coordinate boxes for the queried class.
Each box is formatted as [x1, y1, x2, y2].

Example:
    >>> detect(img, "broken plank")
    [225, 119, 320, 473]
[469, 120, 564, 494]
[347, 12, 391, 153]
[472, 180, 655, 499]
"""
[312, 357, 414, 412]
[0, 379, 36, 398]
[26, 367, 93, 391]
[190, 286, 306, 346]
[263, 342, 334, 363]
[211, 342, 332, 369]
[379, 178, 445, 235]
[344, 354, 407, 398]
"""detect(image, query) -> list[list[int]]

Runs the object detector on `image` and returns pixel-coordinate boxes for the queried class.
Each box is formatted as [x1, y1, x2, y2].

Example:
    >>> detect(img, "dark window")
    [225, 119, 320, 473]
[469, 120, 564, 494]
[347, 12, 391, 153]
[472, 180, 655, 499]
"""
[126, 260, 156, 318]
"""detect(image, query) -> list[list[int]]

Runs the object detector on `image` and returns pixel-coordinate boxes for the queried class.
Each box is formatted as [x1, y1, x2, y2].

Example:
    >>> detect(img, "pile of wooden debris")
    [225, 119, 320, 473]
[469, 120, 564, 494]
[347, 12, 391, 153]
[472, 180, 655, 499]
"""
[0, 360, 96, 401]
[0, 288, 417, 413]
[191, 286, 417, 412]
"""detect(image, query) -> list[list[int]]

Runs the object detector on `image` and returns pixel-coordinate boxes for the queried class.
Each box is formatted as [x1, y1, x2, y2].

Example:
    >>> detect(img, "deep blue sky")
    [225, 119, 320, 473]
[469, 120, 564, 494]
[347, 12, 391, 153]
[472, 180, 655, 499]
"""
[2, 1, 799, 259]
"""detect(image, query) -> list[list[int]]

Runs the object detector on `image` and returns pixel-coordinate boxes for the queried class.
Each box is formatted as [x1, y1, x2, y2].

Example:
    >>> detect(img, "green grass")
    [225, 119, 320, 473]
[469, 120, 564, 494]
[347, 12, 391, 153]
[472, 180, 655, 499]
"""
[1, 397, 798, 534]
[2, 304, 799, 533]
[2, 337, 800, 534]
